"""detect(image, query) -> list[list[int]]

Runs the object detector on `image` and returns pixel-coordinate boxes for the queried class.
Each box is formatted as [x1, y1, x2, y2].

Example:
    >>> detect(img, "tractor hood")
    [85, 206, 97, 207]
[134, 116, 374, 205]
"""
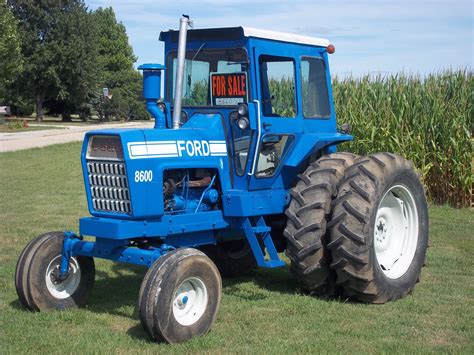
[81, 113, 230, 220]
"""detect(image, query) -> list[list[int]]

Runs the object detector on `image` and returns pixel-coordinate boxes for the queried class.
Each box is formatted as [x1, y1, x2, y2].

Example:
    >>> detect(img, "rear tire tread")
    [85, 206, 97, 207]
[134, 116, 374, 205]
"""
[284, 152, 359, 294]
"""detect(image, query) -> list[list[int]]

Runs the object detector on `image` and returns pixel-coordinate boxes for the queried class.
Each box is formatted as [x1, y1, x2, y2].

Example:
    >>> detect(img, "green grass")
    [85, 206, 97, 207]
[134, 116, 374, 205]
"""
[0, 143, 473, 353]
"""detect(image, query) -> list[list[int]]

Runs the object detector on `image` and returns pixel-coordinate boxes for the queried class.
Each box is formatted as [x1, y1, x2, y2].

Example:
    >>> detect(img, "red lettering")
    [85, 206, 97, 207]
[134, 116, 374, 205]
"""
[220, 76, 226, 96]
[228, 76, 233, 96]
[241, 75, 246, 96]
[233, 77, 238, 96]
[212, 76, 218, 96]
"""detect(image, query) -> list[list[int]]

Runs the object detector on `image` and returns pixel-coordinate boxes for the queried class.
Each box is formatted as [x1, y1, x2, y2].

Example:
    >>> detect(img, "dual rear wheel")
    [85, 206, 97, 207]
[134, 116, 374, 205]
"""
[284, 152, 429, 303]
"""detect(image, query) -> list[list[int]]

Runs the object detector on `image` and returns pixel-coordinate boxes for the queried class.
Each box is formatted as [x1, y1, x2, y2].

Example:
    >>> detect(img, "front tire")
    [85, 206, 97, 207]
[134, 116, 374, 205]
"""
[15, 232, 95, 310]
[139, 248, 222, 343]
[328, 153, 429, 303]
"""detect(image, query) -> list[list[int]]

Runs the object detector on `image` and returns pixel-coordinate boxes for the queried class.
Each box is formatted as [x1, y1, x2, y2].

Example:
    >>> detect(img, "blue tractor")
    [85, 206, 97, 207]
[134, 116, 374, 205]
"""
[15, 17, 428, 343]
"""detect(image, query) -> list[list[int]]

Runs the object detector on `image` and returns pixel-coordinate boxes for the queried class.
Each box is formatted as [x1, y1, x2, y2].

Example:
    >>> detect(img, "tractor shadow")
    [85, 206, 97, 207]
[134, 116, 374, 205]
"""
[221, 264, 298, 300]
[86, 262, 301, 317]
[86, 262, 146, 317]
[72, 261, 352, 342]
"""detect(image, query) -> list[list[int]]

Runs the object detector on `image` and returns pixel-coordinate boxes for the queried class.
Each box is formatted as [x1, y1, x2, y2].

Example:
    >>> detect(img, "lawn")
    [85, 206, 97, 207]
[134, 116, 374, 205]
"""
[0, 143, 472, 353]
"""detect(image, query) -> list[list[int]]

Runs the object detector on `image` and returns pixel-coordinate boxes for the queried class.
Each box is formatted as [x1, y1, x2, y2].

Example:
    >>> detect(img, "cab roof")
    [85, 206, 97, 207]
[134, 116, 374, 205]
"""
[159, 26, 330, 47]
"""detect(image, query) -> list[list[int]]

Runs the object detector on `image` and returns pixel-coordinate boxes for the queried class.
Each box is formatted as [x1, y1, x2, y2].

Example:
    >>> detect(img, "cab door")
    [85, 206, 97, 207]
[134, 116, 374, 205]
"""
[248, 44, 302, 190]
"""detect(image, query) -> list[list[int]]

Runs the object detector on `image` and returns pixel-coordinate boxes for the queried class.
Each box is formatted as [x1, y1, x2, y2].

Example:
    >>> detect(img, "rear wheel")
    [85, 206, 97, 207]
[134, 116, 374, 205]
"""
[139, 248, 221, 343]
[284, 152, 359, 294]
[15, 232, 95, 310]
[328, 153, 429, 303]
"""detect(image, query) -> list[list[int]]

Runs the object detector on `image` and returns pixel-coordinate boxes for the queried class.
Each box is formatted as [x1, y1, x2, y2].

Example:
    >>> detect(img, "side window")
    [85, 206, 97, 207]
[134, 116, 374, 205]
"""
[301, 57, 330, 118]
[259, 56, 296, 117]
[255, 135, 294, 178]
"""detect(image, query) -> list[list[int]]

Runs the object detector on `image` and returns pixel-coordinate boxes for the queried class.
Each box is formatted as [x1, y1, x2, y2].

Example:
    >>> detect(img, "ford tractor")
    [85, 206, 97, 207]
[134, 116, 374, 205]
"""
[15, 17, 428, 343]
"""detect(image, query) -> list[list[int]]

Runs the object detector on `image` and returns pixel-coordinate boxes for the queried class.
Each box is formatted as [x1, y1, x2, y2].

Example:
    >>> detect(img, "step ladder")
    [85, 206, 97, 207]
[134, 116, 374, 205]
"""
[241, 217, 286, 268]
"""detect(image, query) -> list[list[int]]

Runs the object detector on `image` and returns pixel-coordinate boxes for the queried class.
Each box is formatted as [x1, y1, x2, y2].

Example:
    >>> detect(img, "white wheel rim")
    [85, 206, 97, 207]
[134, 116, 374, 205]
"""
[172, 277, 208, 326]
[374, 184, 419, 279]
[45, 255, 81, 299]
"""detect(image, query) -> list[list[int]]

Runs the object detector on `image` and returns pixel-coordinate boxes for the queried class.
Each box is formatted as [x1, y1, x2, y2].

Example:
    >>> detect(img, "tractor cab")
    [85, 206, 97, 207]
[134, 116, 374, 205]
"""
[155, 26, 347, 193]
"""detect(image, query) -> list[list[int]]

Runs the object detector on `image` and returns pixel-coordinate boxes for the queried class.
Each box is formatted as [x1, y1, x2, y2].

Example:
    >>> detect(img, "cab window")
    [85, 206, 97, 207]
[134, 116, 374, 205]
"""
[259, 55, 296, 117]
[166, 48, 249, 106]
[301, 57, 330, 118]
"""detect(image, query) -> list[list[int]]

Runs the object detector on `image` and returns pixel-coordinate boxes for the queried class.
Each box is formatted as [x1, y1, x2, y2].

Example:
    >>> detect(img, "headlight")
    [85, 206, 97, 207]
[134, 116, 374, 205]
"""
[237, 103, 248, 117]
[237, 117, 249, 130]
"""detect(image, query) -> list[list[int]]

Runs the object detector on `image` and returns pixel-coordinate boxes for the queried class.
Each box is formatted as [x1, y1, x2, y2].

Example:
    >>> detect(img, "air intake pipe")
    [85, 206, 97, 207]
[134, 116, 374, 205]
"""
[172, 15, 192, 129]
[138, 63, 166, 129]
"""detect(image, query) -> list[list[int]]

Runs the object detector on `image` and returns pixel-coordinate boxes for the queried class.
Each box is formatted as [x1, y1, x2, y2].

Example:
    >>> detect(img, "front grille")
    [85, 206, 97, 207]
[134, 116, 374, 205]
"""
[86, 161, 132, 214]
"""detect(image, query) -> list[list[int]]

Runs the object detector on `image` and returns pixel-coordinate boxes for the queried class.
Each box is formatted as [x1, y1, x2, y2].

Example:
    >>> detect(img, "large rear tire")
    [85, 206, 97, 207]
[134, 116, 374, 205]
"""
[328, 153, 429, 303]
[284, 152, 358, 294]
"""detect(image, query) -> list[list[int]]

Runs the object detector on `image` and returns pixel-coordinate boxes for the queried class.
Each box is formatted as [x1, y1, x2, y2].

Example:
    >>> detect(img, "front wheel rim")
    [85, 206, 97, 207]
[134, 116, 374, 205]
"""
[45, 255, 81, 299]
[172, 277, 208, 326]
[374, 184, 419, 279]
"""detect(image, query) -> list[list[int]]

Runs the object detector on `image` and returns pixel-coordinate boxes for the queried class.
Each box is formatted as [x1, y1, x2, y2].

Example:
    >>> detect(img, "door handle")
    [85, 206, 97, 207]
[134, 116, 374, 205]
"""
[263, 123, 272, 130]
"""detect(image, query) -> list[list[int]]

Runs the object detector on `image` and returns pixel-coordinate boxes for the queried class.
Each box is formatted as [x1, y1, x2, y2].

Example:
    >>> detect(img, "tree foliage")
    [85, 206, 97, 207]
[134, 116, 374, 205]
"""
[0, 1, 22, 101]
[4, 1, 147, 121]
[90, 7, 147, 121]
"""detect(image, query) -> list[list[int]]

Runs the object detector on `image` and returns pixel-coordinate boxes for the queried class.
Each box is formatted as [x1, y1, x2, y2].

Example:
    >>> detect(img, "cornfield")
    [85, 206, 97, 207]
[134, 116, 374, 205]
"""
[333, 70, 473, 208]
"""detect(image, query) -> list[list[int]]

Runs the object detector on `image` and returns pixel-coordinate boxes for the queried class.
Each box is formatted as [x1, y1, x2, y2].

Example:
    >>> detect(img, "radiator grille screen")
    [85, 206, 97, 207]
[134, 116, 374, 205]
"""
[86, 161, 131, 214]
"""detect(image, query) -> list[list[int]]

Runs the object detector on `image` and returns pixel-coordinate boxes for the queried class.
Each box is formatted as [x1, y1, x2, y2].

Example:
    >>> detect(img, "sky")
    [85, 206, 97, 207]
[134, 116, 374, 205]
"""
[86, 0, 473, 77]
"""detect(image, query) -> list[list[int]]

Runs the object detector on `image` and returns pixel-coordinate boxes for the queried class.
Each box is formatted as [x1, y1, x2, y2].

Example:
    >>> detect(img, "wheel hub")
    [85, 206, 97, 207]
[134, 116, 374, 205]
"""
[45, 255, 81, 299]
[50, 265, 71, 284]
[175, 294, 189, 309]
[374, 217, 389, 250]
[172, 277, 208, 326]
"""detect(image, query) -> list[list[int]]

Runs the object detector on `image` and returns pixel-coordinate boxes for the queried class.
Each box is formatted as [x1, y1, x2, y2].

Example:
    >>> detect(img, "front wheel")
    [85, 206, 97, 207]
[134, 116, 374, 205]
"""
[15, 232, 95, 310]
[139, 248, 222, 343]
[329, 153, 429, 303]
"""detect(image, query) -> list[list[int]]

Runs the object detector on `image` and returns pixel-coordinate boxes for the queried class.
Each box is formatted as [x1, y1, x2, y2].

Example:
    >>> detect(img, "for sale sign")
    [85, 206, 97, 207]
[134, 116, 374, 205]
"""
[210, 72, 248, 106]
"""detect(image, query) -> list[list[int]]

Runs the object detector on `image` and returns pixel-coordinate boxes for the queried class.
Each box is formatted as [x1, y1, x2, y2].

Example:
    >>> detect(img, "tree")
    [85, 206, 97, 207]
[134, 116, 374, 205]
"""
[49, 2, 99, 121]
[0, 1, 22, 102]
[8, 0, 98, 121]
[91, 7, 148, 121]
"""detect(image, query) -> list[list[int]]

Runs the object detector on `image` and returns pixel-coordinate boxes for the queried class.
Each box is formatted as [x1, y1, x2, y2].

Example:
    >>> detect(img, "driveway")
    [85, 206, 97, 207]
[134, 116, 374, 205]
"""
[0, 121, 154, 153]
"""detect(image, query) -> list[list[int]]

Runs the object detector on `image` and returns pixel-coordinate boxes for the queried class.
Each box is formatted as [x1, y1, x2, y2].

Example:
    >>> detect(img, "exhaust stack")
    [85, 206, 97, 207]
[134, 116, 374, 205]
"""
[172, 16, 192, 129]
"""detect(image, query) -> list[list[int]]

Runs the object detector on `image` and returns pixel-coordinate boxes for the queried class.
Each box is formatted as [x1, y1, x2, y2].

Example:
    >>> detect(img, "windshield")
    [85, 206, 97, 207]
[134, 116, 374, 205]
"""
[166, 48, 249, 107]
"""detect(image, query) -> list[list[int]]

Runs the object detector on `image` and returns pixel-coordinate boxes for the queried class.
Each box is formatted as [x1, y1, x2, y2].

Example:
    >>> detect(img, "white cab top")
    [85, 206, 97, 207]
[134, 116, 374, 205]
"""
[242, 27, 330, 47]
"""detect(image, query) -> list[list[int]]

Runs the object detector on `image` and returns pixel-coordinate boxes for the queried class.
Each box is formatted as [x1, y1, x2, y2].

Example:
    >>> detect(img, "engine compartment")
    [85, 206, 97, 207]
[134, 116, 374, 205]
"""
[163, 168, 220, 214]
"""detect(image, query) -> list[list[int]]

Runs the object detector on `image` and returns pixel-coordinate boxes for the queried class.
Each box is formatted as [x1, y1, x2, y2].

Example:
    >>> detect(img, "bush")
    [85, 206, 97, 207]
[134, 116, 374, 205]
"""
[11, 100, 34, 117]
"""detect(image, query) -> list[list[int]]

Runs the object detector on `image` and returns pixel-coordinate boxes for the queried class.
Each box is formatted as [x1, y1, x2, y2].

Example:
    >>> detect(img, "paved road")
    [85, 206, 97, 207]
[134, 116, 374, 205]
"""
[0, 121, 154, 153]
